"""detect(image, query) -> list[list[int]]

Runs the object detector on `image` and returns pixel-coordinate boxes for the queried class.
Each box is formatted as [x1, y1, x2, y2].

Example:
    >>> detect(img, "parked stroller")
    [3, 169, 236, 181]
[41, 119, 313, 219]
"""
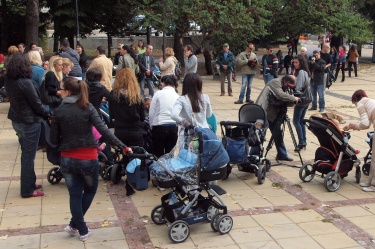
[220, 104, 271, 184]
[299, 116, 361, 192]
[362, 131, 373, 176]
[152, 65, 162, 90]
[142, 126, 232, 243]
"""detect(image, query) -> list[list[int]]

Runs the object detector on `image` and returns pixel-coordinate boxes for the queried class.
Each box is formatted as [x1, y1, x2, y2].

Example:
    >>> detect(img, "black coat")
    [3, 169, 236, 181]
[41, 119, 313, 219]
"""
[86, 80, 110, 115]
[138, 53, 155, 81]
[5, 77, 49, 123]
[51, 99, 125, 151]
[309, 58, 326, 85]
[79, 52, 88, 73]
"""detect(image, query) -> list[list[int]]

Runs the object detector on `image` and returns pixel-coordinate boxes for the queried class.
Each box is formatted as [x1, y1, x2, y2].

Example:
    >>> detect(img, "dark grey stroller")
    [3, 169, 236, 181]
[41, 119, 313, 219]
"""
[220, 104, 270, 184]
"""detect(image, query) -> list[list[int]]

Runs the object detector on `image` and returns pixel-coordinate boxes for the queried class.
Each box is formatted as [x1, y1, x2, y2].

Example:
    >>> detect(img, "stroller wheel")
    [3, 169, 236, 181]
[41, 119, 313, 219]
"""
[104, 165, 113, 180]
[362, 163, 370, 176]
[299, 163, 315, 182]
[47, 166, 63, 184]
[355, 169, 361, 184]
[217, 214, 233, 235]
[324, 171, 341, 192]
[206, 205, 219, 222]
[111, 163, 122, 184]
[257, 164, 266, 184]
[210, 213, 222, 232]
[99, 164, 110, 180]
[168, 220, 190, 243]
[264, 159, 271, 172]
[151, 205, 166, 225]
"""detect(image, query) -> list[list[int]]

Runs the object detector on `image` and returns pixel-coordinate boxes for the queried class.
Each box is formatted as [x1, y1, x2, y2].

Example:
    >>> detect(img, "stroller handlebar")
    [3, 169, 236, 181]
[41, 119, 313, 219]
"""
[220, 121, 254, 128]
[126, 146, 158, 160]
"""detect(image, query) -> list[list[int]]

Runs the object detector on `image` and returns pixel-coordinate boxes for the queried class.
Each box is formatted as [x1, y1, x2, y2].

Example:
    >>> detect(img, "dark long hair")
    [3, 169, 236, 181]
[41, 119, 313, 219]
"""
[351, 89, 367, 104]
[182, 73, 203, 113]
[123, 45, 138, 64]
[62, 77, 89, 109]
[6, 53, 32, 79]
[293, 55, 311, 77]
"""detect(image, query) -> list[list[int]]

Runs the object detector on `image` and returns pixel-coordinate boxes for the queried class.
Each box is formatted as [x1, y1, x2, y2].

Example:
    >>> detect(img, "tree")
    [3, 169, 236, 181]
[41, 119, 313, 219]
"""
[25, 0, 39, 50]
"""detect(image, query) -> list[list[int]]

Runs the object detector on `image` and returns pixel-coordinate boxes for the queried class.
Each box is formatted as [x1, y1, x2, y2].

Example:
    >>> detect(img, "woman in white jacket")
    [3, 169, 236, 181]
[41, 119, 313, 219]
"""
[343, 89, 375, 191]
[159, 47, 177, 77]
[149, 75, 179, 157]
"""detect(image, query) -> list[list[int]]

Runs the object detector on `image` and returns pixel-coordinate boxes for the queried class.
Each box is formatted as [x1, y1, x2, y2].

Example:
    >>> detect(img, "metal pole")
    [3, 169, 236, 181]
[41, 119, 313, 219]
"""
[75, 0, 80, 44]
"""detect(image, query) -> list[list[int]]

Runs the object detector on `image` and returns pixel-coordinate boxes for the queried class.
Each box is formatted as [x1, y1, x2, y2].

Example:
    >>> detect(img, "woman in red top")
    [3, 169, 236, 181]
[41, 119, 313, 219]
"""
[51, 77, 129, 241]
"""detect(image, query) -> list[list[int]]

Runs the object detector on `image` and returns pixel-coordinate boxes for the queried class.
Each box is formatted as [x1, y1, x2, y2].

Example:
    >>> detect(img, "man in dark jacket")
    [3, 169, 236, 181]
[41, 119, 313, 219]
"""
[309, 50, 327, 112]
[138, 45, 156, 96]
[60, 39, 82, 79]
[217, 43, 235, 96]
[261, 45, 278, 84]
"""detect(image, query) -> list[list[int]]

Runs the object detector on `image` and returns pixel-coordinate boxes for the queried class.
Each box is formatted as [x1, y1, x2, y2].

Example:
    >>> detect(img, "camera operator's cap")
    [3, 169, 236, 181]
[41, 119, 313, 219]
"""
[223, 43, 229, 47]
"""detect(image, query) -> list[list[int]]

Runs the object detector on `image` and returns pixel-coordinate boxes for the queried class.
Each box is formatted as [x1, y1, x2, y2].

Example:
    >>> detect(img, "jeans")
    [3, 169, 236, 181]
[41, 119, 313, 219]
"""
[12, 122, 41, 197]
[269, 118, 288, 158]
[293, 104, 308, 146]
[238, 74, 254, 101]
[141, 77, 154, 96]
[348, 61, 358, 77]
[310, 84, 325, 110]
[263, 73, 275, 85]
[60, 156, 99, 236]
[220, 71, 232, 94]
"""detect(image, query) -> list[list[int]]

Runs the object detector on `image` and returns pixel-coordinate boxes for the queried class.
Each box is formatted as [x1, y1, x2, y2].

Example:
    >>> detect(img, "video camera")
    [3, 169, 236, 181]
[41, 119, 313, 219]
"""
[53, 48, 63, 56]
[246, 54, 257, 69]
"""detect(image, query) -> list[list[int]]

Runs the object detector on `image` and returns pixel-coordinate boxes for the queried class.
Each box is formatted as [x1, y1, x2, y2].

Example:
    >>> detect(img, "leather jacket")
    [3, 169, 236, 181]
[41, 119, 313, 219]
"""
[51, 97, 126, 151]
[5, 77, 49, 123]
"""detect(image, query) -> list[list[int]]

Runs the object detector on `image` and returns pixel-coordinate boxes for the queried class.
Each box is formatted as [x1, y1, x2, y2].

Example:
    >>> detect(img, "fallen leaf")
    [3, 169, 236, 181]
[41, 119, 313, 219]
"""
[101, 220, 109, 227]
[0, 235, 8, 240]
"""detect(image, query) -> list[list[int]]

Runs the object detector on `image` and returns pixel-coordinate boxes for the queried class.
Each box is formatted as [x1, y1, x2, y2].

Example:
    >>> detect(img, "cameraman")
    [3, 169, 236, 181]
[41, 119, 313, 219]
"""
[255, 75, 299, 161]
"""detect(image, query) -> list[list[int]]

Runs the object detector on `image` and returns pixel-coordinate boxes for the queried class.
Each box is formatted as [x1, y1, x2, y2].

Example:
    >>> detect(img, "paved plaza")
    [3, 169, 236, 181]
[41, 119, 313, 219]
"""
[0, 61, 375, 248]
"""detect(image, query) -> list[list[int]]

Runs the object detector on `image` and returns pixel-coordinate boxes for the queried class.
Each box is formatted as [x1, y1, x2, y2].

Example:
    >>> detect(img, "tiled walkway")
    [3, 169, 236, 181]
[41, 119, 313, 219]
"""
[0, 64, 375, 248]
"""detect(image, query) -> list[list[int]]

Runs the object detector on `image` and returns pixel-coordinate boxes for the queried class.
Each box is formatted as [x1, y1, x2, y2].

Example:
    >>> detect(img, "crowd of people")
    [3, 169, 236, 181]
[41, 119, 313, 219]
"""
[0, 37, 369, 242]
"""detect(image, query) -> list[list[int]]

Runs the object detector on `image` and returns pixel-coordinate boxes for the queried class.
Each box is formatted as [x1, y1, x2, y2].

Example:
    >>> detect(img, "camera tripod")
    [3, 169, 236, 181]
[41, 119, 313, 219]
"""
[264, 112, 304, 167]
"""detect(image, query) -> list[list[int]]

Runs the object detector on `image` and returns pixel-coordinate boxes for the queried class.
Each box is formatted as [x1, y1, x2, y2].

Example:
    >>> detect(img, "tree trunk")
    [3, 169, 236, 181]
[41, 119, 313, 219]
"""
[173, 34, 184, 64]
[0, 0, 8, 52]
[25, 0, 39, 52]
[68, 36, 74, 50]
[146, 27, 151, 45]
[372, 45, 375, 63]
[53, 36, 59, 54]
[330, 35, 343, 49]
[203, 49, 213, 75]
[107, 34, 113, 58]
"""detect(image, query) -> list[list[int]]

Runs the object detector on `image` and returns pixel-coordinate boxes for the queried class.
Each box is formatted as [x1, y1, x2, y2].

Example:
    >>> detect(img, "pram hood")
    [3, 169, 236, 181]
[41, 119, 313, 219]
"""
[304, 116, 357, 159]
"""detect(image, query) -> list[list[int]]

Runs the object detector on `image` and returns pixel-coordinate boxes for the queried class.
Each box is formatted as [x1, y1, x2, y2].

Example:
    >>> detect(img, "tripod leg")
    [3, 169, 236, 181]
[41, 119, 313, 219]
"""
[285, 117, 304, 165]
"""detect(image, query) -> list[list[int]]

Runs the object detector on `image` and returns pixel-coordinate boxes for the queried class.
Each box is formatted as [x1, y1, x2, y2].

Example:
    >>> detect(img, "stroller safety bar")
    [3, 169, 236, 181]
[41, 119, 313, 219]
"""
[220, 121, 254, 128]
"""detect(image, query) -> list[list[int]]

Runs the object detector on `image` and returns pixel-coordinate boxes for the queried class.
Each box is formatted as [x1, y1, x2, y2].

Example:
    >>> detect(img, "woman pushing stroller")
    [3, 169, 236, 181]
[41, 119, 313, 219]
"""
[343, 89, 375, 192]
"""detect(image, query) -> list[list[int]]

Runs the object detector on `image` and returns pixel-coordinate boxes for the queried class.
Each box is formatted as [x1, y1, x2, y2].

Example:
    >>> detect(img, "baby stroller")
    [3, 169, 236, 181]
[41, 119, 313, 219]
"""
[299, 116, 361, 192]
[142, 126, 232, 243]
[152, 65, 162, 90]
[362, 131, 374, 176]
[220, 104, 271, 184]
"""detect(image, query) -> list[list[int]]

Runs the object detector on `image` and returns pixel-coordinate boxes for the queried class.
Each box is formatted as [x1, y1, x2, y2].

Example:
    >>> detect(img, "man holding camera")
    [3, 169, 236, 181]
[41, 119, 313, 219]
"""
[256, 75, 300, 161]
[234, 43, 257, 104]
[308, 50, 326, 112]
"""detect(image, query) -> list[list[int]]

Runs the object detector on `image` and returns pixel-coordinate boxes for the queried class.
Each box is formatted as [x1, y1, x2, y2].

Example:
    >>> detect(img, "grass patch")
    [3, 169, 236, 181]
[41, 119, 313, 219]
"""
[272, 182, 284, 188]
[322, 218, 333, 223]
[125, 217, 134, 226]
[300, 207, 309, 211]
[292, 184, 302, 189]
[140, 238, 150, 244]
[141, 215, 149, 219]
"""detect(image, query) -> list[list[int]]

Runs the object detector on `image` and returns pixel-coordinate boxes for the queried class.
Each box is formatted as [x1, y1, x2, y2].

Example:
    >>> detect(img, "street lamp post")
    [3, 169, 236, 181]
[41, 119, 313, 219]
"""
[75, 0, 80, 45]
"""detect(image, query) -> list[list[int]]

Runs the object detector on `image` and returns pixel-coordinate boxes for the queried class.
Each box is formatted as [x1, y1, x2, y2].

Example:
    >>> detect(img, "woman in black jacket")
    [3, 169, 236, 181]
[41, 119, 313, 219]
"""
[4, 53, 50, 198]
[85, 68, 110, 116]
[76, 44, 88, 80]
[43, 55, 63, 111]
[51, 77, 129, 241]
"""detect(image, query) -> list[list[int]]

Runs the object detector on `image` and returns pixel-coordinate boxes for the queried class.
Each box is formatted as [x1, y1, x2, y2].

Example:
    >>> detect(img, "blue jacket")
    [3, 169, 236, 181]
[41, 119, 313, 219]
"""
[31, 65, 45, 89]
[60, 47, 82, 77]
[217, 51, 235, 73]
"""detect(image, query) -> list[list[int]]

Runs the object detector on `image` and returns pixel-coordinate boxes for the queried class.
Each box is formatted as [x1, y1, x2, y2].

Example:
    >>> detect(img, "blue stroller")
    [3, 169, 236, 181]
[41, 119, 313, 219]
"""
[134, 126, 233, 243]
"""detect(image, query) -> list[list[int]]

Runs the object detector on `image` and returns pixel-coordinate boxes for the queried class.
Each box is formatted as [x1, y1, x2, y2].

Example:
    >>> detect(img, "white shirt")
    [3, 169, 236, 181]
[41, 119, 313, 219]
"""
[149, 86, 179, 127]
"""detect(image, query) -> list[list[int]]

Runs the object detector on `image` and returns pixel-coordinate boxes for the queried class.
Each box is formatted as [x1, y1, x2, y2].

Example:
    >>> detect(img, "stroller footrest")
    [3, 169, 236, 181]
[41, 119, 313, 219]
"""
[209, 184, 226, 195]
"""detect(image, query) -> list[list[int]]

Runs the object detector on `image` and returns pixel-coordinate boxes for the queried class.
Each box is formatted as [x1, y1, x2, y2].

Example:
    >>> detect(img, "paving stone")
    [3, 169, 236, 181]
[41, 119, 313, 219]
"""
[312, 233, 361, 249]
[0, 234, 40, 249]
[277, 236, 324, 249]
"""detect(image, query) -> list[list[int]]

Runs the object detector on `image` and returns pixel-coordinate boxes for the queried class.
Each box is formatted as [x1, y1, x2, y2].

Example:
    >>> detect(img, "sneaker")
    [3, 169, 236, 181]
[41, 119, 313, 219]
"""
[245, 100, 254, 104]
[79, 229, 92, 242]
[64, 225, 78, 237]
[234, 100, 243, 104]
[308, 108, 317, 111]
[360, 183, 370, 187]
[319, 109, 325, 113]
[276, 156, 293, 162]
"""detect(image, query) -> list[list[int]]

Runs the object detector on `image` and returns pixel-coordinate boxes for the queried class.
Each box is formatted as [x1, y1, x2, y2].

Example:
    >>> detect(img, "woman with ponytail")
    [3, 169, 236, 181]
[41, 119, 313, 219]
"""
[51, 77, 130, 242]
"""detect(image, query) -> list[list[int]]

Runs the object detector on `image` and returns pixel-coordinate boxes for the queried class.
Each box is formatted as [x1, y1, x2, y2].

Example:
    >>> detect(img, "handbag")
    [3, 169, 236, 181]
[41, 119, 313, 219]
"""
[297, 78, 312, 106]
[39, 77, 61, 107]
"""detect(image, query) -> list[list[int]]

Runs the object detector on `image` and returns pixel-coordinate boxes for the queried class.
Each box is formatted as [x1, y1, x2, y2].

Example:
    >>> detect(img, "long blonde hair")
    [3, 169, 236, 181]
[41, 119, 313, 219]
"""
[112, 68, 142, 105]
[47, 55, 63, 82]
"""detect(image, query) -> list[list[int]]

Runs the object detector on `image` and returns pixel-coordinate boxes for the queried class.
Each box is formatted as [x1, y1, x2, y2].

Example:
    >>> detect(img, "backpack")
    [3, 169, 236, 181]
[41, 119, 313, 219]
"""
[175, 61, 181, 79]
